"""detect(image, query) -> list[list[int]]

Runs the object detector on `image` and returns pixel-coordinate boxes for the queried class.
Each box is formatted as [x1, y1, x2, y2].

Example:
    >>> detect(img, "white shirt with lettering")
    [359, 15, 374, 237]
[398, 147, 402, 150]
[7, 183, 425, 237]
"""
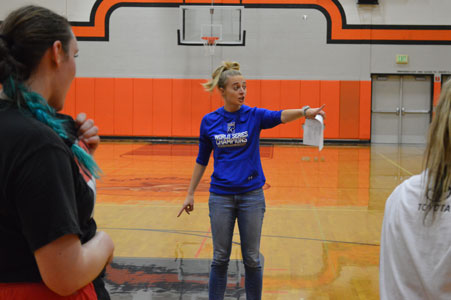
[380, 172, 451, 300]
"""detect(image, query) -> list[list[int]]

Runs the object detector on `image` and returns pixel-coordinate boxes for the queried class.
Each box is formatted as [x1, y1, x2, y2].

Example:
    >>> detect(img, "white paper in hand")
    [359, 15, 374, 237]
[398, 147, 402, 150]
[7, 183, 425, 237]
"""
[303, 115, 324, 151]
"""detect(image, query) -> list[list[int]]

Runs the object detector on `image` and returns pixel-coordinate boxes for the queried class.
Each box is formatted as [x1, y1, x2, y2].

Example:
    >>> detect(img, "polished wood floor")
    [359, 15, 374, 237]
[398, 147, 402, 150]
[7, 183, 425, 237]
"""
[93, 142, 425, 300]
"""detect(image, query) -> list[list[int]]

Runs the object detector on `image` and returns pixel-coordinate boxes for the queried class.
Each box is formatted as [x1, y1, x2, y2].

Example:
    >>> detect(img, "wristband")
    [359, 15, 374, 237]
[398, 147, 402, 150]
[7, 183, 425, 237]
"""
[302, 105, 310, 117]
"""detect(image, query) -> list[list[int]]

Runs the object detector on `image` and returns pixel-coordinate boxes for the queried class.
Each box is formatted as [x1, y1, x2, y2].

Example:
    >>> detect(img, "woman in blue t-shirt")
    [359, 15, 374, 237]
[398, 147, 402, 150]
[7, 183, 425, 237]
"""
[178, 61, 325, 300]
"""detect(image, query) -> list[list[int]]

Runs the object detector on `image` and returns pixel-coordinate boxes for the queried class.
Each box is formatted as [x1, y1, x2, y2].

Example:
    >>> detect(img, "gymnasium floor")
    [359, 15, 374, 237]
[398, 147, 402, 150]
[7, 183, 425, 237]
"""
[93, 141, 425, 300]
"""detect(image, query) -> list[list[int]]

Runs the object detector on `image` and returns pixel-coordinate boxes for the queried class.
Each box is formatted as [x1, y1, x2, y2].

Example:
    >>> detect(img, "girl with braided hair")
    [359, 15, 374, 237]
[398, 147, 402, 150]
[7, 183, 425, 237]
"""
[178, 61, 325, 299]
[0, 5, 114, 299]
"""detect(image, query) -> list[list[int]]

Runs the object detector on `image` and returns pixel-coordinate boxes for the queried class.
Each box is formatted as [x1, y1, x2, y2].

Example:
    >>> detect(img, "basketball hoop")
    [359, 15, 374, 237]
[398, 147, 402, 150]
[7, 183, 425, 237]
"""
[202, 36, 219, 55]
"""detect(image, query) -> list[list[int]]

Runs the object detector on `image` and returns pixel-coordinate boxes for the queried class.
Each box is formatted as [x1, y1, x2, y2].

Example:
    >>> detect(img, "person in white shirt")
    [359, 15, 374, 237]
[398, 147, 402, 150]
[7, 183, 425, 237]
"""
[379, 79, 451, 300]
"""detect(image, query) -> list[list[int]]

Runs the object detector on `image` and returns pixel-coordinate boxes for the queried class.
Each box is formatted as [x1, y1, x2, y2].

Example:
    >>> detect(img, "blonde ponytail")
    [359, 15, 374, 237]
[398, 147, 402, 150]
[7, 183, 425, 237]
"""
[423, 78, 451, 220]
[202, 61, 241, 92]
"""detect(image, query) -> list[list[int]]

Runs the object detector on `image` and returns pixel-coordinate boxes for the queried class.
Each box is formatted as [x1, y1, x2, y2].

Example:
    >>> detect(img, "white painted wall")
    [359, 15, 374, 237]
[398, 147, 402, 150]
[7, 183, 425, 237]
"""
[0, 0, 96, 20]
[0, 0, 67, 18]
[67, 0, 97, 22]
[341, 0, 451, 25]
[1, 0, 451, 80]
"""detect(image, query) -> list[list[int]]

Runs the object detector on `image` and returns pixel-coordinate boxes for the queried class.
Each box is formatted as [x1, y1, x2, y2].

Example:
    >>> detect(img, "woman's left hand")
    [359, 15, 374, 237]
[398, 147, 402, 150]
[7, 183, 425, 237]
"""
[75, 113, 100, 155]
[305, 104, 326, 120]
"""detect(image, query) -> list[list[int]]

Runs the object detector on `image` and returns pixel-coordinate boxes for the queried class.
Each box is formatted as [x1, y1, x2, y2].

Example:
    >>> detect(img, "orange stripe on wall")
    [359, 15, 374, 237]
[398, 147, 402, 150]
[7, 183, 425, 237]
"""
[62, 78, 372, 141]
[133, 78, 153, 136]
[359, 81, 371, 140]
[300, 81, 320, 138]
[190, 79, 211, 136]
[95, 78, 115, 135]
[339, 81, 360, 139]
[153, 79, 172, 136]
[279, 80, 301, 138]
[260, 80, 281, 138]
[61, 81, 76, 117]
[320, 81, 340, 139]
[114, 78, 133, 135]
[172, 79, 192, 137]
[211, 88, 223, 112]
[72, 0, 451, 44]
[73, 0, 184, 38]
[433, 81, 441, 107]
[246, 80, 262, 108]
[75, 78, 95, 118]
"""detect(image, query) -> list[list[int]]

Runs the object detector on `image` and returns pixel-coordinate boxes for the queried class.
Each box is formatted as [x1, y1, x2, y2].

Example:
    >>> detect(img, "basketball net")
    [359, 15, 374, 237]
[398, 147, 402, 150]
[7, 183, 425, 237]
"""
[202, 36, 218, 56]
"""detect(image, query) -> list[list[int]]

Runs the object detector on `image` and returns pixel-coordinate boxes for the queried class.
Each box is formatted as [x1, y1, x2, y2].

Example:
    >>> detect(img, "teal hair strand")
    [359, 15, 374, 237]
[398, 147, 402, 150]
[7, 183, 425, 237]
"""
[2, 76, 101, 178]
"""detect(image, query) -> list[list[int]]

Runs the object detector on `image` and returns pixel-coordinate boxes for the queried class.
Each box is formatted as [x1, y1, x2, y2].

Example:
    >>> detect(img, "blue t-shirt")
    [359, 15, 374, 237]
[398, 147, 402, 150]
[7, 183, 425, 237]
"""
[196, 105, 282, 195]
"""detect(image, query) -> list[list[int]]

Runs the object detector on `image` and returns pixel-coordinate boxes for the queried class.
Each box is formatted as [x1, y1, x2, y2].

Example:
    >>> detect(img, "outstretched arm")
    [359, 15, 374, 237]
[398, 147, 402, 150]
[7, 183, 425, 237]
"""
[281, 104, 326, 123]
[177, 162, 207, 217]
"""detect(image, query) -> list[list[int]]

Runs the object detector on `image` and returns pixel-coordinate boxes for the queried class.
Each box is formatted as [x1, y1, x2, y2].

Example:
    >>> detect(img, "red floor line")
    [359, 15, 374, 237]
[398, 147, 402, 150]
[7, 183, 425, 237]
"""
[194, 227, 211, 258]
[264, 290, 289, 294]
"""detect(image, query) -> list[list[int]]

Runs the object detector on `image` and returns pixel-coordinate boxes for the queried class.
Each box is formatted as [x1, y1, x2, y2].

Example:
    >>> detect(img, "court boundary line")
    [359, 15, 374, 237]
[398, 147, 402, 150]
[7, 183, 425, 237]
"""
[96, 202, 384, 212]
[98, 226, 380, 247]
[375, 152, 414, 176]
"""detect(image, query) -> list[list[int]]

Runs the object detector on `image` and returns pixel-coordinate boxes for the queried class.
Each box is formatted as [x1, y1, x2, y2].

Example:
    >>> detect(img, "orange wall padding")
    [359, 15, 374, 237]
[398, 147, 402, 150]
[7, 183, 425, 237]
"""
[95, 78, 115, 134]
[60, 78, 373, 140]
[321, 81, 340, 139]
[260, 80, 281, 138]
[339, 81, 360, 139]
[359, 81, 372, 140]
[280, 80, 301, 138]
[171, 79, 191, 137]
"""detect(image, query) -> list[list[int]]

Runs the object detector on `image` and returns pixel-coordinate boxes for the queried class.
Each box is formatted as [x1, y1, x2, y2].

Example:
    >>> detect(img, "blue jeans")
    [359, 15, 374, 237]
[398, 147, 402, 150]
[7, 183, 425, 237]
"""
[208, 188, 265, 300]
